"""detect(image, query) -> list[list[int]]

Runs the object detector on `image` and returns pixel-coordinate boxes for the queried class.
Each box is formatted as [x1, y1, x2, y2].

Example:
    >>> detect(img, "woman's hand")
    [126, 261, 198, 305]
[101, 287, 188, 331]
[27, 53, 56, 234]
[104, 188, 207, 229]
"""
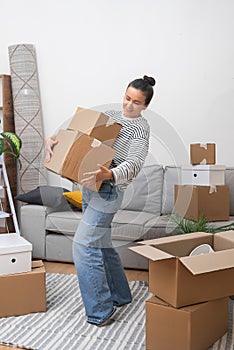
[45, 137, 58, 163]
[81, 164, 113, 188]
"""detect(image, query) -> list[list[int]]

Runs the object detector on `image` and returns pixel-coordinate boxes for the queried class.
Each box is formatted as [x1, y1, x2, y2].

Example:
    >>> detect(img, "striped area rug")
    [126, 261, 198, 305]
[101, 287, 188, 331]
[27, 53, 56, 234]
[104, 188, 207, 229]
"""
[0, 273, 233, 350]
[0, 274, 148, 350]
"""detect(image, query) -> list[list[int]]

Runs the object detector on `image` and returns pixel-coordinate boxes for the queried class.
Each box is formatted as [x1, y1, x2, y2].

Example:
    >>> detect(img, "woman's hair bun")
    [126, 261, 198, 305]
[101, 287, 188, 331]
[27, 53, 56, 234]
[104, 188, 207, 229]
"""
[143, 75, 156, 86]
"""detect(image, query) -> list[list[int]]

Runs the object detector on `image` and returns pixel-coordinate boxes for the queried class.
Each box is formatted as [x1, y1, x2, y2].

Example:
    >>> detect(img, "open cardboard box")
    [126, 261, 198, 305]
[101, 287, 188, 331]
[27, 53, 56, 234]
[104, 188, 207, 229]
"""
[174, 184, 229, 221]
[0, 260, 46, 317]
[130, 231, 234, 308]
[45, 129, 116, 191]
[146, 295, 228, 350]
[68, 106, 122, 147]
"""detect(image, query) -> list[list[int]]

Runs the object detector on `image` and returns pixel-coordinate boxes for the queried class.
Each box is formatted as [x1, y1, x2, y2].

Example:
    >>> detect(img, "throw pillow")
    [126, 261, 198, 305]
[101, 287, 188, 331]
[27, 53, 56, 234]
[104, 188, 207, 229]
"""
[63, 190, 82, 209]
[15, 186, 70, 208]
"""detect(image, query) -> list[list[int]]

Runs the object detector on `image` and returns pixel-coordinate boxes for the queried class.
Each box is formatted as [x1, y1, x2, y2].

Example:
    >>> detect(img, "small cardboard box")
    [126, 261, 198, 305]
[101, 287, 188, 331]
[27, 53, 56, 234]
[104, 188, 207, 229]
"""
[146, 295, 228, 350]
[68, 106, 122, 146]
[0, 260, 46, 317]
[130, 231, 234, 307]
[174, 184, 229, 221]
[45, 129, 116, 191]
[190, 143, 216, 165]
[0, 233, 32, 276]
[181, 164, 225, 186]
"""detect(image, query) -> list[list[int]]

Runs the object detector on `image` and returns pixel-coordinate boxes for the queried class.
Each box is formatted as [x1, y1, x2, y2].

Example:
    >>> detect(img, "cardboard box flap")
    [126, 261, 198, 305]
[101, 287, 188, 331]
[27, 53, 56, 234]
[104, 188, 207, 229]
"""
[32, 260, 44, 269]
[215, 230, 234, 241]
[129, 245, 173, 261]
[180, 248, 234, 275]
[214, 230, 234, 250]
[138, 232, 212, 246]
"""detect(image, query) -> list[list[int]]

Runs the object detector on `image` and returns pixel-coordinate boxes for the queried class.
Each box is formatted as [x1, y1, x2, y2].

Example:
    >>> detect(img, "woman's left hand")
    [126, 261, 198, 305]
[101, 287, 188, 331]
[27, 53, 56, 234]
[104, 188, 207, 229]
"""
[81, 164, 113, 188]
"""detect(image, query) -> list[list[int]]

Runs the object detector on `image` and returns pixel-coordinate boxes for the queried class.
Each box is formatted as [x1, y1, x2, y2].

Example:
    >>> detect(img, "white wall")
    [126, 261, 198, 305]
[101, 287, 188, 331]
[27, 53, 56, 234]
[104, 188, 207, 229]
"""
[1, 0, 234, 168]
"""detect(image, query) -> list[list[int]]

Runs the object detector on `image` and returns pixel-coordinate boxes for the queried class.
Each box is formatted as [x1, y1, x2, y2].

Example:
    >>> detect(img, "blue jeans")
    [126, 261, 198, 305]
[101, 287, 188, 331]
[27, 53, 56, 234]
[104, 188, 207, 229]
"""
[73, 181, 132, 324]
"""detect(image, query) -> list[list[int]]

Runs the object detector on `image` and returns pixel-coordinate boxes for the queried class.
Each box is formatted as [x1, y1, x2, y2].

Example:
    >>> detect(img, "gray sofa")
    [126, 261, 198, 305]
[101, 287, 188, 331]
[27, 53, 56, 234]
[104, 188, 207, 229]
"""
[20, 161, 234, 270]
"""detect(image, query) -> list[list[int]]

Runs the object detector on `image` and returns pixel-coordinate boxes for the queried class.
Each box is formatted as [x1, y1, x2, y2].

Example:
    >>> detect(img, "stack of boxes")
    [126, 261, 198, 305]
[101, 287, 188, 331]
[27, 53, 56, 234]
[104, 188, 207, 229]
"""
[130, 230, 234, 349]
[0, 233, 46, 317]
[174, 143, 229, 221]
[129, 144, 233, 348]
[45, 106, 122, 191]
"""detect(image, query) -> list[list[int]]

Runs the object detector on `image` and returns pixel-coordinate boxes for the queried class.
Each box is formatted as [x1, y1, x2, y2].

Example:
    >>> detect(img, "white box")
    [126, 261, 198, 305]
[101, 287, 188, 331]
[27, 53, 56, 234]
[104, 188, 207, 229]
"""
[181, 164, 226, 186]
[0, 233, 32, 276]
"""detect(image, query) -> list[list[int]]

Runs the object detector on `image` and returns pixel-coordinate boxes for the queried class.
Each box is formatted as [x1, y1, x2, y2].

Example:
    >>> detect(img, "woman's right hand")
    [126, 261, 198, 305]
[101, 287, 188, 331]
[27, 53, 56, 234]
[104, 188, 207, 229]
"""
[45, 137, 58, 163]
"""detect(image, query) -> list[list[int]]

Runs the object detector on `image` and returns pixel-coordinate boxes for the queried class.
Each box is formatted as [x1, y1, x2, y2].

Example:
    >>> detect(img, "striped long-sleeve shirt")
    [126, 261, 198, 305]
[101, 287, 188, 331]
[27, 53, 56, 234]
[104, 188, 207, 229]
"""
[105, 110, 150, 191]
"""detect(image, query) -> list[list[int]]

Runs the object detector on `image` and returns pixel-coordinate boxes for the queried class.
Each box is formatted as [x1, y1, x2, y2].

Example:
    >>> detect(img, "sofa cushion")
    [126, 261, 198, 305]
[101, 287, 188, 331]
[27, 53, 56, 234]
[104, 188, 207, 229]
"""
[225, 168, 234, 216]
[120, 164, 163, 215]
[113, 240, 149, 269]
[46, 233, 74, 262]
[15, 186, 70, 208]
[112, 210, 156, 241]
[161, 166, 181, 214]
[63, 190, 82, 209]
[46, 210, 83, 234]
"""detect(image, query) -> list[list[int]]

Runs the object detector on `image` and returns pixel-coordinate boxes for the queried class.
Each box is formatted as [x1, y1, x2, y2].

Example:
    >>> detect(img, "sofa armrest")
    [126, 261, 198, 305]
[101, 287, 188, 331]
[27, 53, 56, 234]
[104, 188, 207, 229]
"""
[20, 204, 49, 259]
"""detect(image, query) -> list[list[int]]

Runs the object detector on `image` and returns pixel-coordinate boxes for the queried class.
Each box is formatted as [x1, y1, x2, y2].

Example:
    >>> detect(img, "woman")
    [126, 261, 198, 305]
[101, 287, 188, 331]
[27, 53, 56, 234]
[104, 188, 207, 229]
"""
[45, 75, 156, 326]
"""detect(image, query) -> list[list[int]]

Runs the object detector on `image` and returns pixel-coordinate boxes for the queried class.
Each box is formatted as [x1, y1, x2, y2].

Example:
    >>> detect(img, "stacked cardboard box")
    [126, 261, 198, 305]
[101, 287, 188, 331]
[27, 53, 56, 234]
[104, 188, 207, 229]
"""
[0, 233, 46, 317]
[174, 143, 229, 221]
[130, 230, 234, 349]
[45, 106, 122, 191]
[189, 143, 216, 165]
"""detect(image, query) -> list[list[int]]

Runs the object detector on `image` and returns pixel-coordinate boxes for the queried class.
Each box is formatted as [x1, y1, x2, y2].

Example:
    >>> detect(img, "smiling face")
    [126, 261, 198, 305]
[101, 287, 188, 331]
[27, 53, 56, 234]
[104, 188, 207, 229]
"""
[123, 86, 148, 118]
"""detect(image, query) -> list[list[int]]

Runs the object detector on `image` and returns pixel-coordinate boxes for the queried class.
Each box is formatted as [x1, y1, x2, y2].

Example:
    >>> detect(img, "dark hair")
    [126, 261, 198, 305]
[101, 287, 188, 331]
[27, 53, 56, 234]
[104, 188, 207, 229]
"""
[127, 75, 156, 105]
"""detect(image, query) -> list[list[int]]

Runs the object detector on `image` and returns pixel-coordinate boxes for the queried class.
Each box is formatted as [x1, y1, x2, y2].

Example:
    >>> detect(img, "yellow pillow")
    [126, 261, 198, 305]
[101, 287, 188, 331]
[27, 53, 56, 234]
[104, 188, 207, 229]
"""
[63, 190, 82, 209]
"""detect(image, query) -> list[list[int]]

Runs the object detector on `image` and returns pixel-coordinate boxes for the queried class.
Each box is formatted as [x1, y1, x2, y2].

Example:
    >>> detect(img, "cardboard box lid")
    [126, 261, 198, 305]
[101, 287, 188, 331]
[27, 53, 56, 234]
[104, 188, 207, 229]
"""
[130, 245, 174, 261]
[137, 232, 213, 246]
[182, 164, 226, 171]
[215, 230, 234, 240]
[180, 248, 234, 275]
[130, 244, 234, 275]
[32, 260, 44, 269]
[214, 230, 234, 250]
[130, 232, 234, 275]
[0, 233, 32, 254]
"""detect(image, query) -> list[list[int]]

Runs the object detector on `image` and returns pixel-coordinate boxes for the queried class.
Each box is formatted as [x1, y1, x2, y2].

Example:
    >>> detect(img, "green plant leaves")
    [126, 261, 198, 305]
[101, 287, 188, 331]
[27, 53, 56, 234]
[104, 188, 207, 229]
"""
[0, 132, 22, 167]
[0, 139, 5, 155]
[0, 132, 22, 157]
[170, 214, 234, 234]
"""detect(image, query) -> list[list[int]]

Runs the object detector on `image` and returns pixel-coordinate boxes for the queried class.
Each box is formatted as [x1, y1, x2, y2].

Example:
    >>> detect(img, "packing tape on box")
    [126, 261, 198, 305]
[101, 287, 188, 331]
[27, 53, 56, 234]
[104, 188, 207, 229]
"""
[200, 143, 208, 149]
[209, 185, 217, 194]
[91, 139, 102, 148]
[200, 158, 207, 165]
[106, 118, 115, 126]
